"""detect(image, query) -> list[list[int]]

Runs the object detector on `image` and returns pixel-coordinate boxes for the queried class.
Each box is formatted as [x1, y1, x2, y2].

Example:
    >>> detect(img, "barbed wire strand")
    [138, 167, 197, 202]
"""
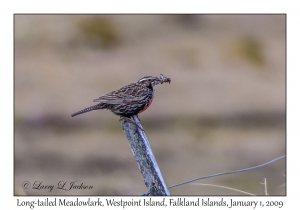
[168, 155, 285, 189]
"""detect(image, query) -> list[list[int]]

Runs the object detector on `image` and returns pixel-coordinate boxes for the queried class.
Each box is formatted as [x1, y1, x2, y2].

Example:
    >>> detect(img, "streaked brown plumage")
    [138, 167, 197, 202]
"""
[71, 74, 171, 122]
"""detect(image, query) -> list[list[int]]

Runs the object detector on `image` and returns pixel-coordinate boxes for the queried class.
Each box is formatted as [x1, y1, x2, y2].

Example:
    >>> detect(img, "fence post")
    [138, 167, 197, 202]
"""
[120, 115, 170, 196]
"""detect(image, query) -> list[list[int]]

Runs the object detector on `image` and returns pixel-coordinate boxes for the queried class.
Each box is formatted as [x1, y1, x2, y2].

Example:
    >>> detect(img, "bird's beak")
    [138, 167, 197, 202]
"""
[159, 74, 171, 84]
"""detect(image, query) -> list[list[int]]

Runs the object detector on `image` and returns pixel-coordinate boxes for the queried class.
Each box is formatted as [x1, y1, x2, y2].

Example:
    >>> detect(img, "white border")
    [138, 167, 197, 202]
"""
[2, 0, 298, 208]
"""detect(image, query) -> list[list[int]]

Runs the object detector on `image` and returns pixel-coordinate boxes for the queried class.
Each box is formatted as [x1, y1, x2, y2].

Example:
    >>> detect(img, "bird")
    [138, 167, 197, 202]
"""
[71, 74, 171, 130]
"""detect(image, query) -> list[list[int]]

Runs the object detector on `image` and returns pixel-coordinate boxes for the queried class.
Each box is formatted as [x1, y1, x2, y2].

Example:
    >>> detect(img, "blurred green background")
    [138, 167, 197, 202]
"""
[14, 14, 286, 195]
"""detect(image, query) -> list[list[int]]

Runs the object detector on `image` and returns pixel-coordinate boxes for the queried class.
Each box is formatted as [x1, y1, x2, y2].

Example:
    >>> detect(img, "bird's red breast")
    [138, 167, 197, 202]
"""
[138, 97, 153, 114]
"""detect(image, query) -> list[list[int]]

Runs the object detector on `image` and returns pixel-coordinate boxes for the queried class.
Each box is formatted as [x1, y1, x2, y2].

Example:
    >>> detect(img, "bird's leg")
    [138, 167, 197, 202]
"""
[135, 115, 141, 122]
[120, 116, 144, 131]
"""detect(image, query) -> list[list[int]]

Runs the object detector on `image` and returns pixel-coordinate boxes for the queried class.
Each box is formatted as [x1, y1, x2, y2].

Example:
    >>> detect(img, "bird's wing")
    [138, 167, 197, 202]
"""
[93, 93, 140, 104]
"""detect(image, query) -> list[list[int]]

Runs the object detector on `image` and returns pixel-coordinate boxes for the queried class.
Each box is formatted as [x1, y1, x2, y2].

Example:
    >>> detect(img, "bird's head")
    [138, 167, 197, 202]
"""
[138, 74, 171, 87]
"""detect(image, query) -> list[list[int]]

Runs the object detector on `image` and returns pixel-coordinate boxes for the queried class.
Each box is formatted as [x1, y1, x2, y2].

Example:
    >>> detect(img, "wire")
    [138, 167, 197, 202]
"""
[168, 155, 285, 189]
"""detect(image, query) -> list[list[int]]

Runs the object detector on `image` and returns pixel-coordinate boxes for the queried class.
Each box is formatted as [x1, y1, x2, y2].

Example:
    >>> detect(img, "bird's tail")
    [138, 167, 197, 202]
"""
[71, 104, 103, 117]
